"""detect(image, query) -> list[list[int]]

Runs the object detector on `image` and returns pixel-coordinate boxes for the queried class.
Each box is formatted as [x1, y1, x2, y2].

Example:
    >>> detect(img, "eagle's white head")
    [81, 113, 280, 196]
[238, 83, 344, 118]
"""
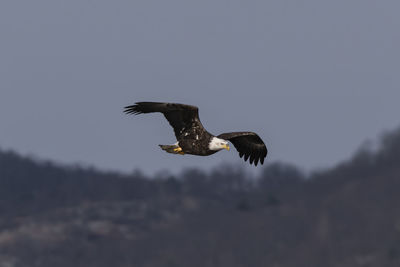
[208, 137, 230, 151]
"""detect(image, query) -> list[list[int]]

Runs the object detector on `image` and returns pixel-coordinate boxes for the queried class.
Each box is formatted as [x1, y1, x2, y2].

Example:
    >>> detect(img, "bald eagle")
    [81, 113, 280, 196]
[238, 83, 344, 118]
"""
[124, 102, 268, 166]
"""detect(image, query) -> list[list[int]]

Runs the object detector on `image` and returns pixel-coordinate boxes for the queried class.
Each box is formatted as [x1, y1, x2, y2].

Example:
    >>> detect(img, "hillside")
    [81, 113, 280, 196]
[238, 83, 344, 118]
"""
[0, 128, 400, 267]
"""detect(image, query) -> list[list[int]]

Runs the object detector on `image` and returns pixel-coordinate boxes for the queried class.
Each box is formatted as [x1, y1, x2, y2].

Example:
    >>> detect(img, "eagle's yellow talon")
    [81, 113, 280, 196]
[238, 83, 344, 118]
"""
[173, 147, 185, 155]
[173, 147, 182, 152]
[174, 147, 185, 155]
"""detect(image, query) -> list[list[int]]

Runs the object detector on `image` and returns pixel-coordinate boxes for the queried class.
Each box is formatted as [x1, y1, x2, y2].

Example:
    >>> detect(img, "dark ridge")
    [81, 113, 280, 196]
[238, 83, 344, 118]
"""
[0, 126, 400, 266]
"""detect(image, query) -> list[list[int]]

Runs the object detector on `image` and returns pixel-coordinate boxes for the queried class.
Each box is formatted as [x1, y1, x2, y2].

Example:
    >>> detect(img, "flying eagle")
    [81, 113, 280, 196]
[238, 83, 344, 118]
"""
[124, 102, 268, 166]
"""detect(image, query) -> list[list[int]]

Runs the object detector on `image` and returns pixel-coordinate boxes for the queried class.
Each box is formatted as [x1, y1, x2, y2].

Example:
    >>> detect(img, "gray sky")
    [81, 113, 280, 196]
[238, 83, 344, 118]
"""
[1, 0, 399, 175]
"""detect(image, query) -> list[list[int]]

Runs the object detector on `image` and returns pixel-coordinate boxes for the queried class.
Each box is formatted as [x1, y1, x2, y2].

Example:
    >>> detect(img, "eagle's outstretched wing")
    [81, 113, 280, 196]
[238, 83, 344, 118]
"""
[124, 102, 205, 139]
[218, 132, 267, 166]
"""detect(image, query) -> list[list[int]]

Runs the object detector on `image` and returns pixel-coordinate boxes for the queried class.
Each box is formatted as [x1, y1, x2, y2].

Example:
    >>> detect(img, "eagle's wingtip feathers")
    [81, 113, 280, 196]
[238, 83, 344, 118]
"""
[124, 104, 143, 115]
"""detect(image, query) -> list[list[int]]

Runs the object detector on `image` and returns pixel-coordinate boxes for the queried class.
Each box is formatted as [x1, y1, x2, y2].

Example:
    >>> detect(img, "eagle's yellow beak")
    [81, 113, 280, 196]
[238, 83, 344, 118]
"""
[222, 144, 230, 151]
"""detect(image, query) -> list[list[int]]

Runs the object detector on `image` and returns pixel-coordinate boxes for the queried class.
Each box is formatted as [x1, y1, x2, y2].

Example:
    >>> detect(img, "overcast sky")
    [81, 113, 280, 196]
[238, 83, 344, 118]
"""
[1, 0, 399, 175]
